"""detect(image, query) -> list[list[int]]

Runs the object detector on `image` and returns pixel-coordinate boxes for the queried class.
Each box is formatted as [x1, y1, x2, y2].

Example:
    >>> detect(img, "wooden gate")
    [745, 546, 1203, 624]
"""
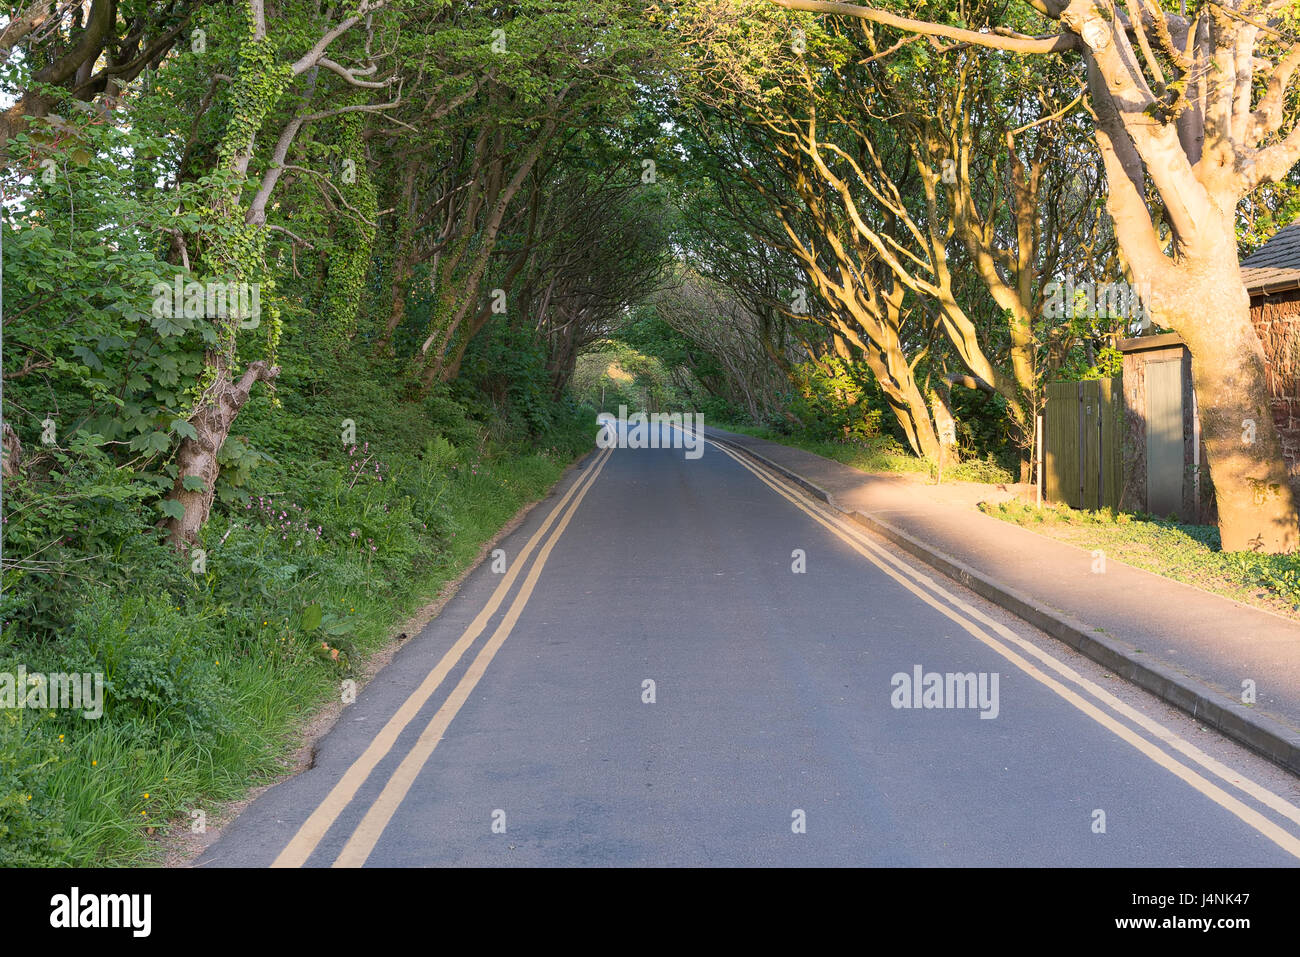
[1045, 378, 1122, 510]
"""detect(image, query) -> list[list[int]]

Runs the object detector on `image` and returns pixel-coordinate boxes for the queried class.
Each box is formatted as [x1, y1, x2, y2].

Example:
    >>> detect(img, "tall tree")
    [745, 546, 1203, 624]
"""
[770, 0, 1300, 551]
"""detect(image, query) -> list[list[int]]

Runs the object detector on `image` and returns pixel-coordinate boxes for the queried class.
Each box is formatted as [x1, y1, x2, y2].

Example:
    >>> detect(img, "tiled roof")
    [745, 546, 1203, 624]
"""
[1242, 222, 1300, 295]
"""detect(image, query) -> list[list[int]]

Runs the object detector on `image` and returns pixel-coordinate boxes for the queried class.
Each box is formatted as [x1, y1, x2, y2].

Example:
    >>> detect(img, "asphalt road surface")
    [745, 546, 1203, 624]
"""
[198, 427, 1300, 866]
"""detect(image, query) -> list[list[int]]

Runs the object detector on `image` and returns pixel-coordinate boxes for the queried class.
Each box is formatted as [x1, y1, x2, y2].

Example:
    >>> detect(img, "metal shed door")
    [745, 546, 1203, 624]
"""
[1146, 359, 1184, 517]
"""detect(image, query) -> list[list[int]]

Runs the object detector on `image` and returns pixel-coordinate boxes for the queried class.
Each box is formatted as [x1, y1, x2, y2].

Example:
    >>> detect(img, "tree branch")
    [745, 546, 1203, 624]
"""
[767, 0, 1079, 53]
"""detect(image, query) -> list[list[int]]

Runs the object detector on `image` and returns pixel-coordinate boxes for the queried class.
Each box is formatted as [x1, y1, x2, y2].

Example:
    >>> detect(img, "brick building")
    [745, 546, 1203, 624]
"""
[1242, 223, 1300, 494]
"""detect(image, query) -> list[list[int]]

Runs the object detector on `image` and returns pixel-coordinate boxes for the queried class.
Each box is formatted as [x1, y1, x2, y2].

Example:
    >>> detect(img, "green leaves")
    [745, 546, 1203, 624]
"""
[130, 430, 173, 455]
[297, 603, 354, 637]
[148, 310, 193, 338]
[299, 603, 323, 632]
[159, 500, 187, 521]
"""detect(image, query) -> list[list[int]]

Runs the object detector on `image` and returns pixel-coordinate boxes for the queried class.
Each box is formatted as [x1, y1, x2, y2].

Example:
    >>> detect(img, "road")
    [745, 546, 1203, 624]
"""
[198, 427, 1300, 866]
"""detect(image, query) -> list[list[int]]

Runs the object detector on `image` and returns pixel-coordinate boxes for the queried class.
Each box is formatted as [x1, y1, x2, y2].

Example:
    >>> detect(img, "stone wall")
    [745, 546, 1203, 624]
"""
[1249, 289, 1300, 496]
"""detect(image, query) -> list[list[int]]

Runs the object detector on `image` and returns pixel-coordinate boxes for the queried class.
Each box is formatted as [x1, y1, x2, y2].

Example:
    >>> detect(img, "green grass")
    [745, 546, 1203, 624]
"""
[716, 421, 930, 475]
[716, 421, 1017, 484]
[90, 457, 572, 863]
[980, 499, 1300, 618]
[0, 340, 596, 866]
[943, 455, 1017, 485]
[3, 443, 585, 866]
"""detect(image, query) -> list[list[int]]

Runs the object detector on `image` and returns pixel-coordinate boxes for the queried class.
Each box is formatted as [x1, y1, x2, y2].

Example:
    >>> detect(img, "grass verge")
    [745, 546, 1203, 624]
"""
[1, 342, 595, 866]
[980, 500, 1300, 620]
[714, 421, 1016, 484]
[715, 422, 927, 475]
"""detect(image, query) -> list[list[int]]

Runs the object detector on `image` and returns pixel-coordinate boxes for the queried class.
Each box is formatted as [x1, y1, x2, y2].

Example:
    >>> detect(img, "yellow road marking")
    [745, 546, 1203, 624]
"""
[272, 447, 612, 868]
[826, 488, 1300, 829]
[331, 443, 613, 866]
[712, 440, 1300, 859]
[714, 442, 1300, 827]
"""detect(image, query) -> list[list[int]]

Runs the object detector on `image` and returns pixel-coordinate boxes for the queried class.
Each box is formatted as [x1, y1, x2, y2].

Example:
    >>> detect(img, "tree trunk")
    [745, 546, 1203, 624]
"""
[1174, 275, 1297, 553]
[160, 16, 290, 547]
[2, 422, 22, 477]
[373, 165, 418, 354]
[164, 360, 279, 547]
[888, 369, 942, 462]
[375, 248, 412, 354]
[851, 333, 940, 460]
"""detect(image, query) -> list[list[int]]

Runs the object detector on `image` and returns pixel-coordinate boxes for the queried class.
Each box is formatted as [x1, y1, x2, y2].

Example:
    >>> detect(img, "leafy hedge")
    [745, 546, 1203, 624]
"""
[0, 330, 595, 865]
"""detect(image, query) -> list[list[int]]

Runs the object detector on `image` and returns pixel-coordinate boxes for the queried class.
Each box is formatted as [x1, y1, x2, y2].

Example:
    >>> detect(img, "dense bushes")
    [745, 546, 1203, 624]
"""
[0, 709, 70, 866]
[783, 358, 887, 444]
[0, 328, 594, 865]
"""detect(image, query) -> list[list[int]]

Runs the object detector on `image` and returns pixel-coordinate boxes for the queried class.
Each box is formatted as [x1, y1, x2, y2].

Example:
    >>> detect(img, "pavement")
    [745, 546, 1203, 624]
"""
[706, 426, 1300, 776]
[194, 425, 1300, 866]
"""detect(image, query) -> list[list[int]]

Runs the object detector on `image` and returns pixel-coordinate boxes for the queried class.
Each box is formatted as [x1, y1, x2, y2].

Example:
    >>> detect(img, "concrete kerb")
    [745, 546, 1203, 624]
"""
[708, 432, 1300, 778]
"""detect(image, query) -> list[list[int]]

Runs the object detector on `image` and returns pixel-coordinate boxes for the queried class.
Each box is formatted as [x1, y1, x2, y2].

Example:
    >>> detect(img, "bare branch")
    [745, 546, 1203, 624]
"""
[267, 224, 315, 247]
[291, 2, 389, 76]
[767, 0, 1079, 53]
[1250, 41, 1300, 141]
[318, 56, 394, 89]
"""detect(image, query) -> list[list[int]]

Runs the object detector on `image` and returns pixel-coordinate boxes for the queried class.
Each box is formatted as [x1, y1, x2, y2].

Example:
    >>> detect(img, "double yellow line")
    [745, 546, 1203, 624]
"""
[273, 446, 613, 868]
[273, 434, 1300, 865]
[710, 439, 1300, 861]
